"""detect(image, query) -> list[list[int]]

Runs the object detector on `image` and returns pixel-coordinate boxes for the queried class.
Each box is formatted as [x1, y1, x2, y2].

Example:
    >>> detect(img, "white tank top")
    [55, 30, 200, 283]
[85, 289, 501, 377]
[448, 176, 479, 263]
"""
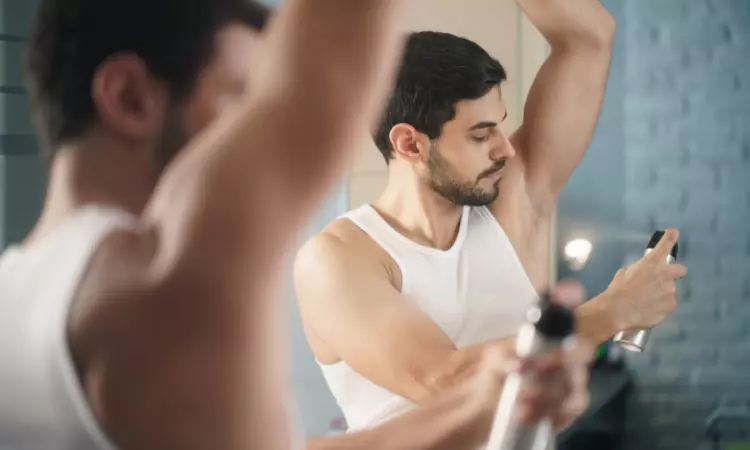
[319, 205, 538, 431]
[0, 205, 138, 450]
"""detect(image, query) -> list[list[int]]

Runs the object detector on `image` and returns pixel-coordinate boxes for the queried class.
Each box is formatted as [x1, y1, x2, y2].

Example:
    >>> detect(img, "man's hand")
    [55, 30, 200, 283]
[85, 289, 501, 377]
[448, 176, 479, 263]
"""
[530, 281, 592, 430]
[473, 281, 592, 434]
[604, 228, 688, 331]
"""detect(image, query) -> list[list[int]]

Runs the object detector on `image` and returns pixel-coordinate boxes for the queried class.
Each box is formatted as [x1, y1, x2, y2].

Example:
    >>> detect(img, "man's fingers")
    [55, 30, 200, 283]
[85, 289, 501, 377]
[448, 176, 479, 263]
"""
[668, 263, 688, 279]
[553, 388, 590, 431]
[529, 340, 594, 373]
[647, 228, 679, 262]
[517, 373, 571, 424]
[556, 368, 589, 428]
[563, 339, 596, 367]
[528, 351, 566, 373]
[481, 346, 522, 376]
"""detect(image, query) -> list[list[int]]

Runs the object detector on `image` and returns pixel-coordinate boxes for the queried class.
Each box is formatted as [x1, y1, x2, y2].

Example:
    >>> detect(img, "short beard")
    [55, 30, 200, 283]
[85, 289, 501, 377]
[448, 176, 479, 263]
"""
[425, 143, 500, 206]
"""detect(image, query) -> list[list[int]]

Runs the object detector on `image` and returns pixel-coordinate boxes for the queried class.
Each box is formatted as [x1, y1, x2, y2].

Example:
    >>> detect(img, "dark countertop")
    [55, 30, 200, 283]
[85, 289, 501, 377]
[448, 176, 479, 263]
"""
[557, 365, 634, 444]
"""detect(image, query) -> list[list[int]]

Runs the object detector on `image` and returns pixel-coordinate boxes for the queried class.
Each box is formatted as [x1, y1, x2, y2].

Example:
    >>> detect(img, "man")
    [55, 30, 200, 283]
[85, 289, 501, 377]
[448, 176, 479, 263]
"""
[0, 1, 583, 449]
[295, 0, 688, 436]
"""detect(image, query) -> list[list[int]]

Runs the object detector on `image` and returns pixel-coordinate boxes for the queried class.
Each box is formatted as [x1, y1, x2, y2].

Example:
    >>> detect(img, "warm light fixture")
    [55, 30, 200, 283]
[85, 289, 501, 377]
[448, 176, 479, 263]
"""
[564, 238, 593, 271]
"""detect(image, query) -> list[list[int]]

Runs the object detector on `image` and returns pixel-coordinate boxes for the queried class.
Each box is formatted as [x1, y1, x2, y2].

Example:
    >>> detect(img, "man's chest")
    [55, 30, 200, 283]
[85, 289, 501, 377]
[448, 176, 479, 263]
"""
[397, 226, 539, 345]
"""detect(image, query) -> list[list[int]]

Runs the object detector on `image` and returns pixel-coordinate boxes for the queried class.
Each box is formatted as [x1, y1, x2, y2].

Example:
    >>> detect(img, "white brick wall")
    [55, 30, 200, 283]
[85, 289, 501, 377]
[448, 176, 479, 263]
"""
[621, 0, 750, 448]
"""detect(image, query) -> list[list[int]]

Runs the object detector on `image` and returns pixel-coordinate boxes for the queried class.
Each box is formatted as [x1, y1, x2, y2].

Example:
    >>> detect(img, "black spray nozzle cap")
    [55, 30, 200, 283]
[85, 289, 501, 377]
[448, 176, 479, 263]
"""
[647, 230, 678, 260]
[529, 292, 575, 339]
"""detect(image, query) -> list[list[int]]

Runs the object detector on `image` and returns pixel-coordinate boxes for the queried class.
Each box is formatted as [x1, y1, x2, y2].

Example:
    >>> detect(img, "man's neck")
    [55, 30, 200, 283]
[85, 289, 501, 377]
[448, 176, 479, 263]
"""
[374, 170, 464, 251]
[27, 137, 154, 245]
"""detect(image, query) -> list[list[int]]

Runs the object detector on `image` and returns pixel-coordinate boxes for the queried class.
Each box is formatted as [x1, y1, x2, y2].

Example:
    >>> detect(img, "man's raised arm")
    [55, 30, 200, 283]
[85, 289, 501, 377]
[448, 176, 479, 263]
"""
[149, 0, 408, 272]
[501, 0, 615, 217]
[97, 2, 408, 449]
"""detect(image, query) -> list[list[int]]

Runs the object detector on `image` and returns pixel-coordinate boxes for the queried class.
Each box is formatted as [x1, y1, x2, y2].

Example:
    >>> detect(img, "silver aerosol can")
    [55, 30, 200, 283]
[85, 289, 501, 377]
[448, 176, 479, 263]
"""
[486, 293, 576, 450]
[613, 230, 679, 353]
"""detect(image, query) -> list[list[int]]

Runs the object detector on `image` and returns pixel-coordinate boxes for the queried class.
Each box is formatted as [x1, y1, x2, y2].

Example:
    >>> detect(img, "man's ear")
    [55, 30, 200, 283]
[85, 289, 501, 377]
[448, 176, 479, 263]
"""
[389, 123, 428, 163]
[91, 53, 167, 138]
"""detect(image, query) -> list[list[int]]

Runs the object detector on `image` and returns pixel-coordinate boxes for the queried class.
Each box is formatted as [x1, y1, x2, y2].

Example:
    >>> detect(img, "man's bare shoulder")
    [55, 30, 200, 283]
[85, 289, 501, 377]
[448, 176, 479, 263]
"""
[69, 227, 160, 347]
[294, 218, 397, 363]
[295, 216, 400, 290]
[298, 217, 383, 266]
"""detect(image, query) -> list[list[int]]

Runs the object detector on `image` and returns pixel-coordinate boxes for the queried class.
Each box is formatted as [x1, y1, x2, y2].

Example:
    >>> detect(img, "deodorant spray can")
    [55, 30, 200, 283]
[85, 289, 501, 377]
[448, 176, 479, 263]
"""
[486, 293, 576, 450]
[613, 230, 679, 353]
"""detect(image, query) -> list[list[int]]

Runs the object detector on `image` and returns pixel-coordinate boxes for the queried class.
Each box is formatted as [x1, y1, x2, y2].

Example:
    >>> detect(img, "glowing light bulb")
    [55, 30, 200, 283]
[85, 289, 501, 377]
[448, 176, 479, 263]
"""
[564, 238, 593, 271]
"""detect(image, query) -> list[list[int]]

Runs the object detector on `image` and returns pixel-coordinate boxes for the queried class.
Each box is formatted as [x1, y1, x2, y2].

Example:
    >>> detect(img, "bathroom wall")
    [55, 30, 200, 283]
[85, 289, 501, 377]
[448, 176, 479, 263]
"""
[558, 0, 750, 448]
[0, 0, 45, 250]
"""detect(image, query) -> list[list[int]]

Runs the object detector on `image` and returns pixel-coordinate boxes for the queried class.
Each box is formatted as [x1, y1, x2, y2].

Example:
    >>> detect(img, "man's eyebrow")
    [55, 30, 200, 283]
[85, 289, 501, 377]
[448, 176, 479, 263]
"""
[467, 121, 497, 131]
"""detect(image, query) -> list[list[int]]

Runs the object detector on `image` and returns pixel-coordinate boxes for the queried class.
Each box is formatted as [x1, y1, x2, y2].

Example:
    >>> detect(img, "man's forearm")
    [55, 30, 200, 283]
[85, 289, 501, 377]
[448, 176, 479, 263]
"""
[429, 298, 618, 399]
[307, 428, 385, 450]
[308, 385, 493, 450]
[575, 291, 621, 346]
[145, 0, 408, 281]
[420, 338, 514, 403]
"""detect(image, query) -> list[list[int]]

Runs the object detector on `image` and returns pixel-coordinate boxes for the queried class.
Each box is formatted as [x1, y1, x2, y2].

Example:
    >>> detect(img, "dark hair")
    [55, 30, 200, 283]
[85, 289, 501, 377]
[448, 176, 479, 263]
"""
[373, 31, 507, 162]
[26, 0, 271, 152]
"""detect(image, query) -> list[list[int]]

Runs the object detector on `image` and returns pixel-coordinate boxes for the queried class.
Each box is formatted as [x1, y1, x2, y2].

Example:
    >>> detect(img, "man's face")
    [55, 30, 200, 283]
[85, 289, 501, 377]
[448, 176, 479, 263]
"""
[155, 23, 262, 170]
[422, 86, 515, 206]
